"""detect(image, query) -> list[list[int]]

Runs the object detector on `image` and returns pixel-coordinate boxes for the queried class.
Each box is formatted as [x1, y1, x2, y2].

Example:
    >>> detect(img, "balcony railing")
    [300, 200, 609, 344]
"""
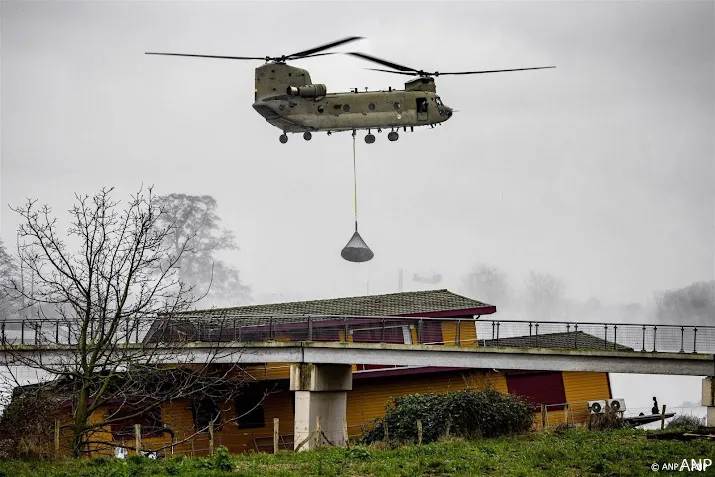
[1, 315, 713, 355]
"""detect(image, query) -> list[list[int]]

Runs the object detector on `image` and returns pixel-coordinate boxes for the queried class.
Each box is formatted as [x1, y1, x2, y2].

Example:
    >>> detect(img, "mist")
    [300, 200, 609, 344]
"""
[1, 1, 713, 421]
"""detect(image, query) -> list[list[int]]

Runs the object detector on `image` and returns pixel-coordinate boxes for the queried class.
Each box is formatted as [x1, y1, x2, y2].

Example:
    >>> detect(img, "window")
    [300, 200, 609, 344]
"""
[393, 102, 400, 110]
[368, 103, 375, 111]
[317, 105, 325, 113]
[192, 398, 222, 433]
[235, 394, 265, 429]
[342, 104, 351, 112]
[108, 407, 164, 440]
[435, 97, 444, 107]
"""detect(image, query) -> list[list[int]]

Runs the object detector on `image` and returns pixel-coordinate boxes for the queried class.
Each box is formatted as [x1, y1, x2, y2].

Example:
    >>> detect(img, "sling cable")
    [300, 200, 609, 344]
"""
[341, 133, 374, 262]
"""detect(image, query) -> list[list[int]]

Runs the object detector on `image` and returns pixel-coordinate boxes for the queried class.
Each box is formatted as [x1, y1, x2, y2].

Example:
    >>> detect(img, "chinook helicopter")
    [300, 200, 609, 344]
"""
[146, 37, 554, 144]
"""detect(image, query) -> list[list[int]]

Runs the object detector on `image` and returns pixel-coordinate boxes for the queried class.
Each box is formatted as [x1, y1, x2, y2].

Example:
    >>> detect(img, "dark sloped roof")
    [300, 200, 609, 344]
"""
[172, 289, 495, 318]
[482, 331, 633, 352]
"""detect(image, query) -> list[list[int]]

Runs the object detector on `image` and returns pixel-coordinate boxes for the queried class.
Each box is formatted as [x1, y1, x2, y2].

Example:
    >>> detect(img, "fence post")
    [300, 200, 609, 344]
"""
[55, 419, 61, 459]
[343, 418, 349, 447]
[653, 326, 657, 352]
[613, 325, 618, 350]
[641, 325, 646, 352]
[563, 404, 569, 428]
[572, 324, 578, 349]
[344, 317, 349, 343]
[273, 418, 279, 453]
[455, 320, 461, 346]
[604, 324, 607, 349]
[541, 404, 546, 428]
[660, 405, 667, 430]
[693, 327, 698, 354]
[209, 420, 215, 455]
[680, 327, 685, 353]
[383, 420, 389, 442]
[308, 317, 313, 341]
[135, 424, 141, 455]
[418, 319, 423, 344]
[417, 420, 423, 445]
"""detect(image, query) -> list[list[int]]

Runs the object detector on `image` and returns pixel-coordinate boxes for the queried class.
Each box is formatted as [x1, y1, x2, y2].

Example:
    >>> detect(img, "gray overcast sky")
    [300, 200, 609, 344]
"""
[0, 0, 713, 419]
[1, 0, 713, 305]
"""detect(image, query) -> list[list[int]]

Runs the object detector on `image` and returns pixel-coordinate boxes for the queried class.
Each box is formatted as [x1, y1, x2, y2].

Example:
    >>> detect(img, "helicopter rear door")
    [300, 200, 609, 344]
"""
[416, 97, 428, 121]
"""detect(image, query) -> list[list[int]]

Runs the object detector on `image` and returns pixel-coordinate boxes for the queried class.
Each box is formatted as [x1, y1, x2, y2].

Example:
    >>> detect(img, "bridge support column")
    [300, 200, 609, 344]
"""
[702, 377, 715, 426]
[290, 363, 352, 451]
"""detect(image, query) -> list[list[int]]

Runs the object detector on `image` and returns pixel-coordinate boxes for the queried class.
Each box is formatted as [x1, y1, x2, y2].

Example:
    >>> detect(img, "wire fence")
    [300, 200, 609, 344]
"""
[2, 315, 714, 354]
[52, 399, 692, 460]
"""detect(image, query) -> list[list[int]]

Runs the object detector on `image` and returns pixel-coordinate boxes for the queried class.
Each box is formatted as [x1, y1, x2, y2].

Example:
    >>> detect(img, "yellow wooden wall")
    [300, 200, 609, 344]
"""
[56, 369, 611, 456]
[562, 371, 612, 426]
[346, 370, 507, 431]
[440, 321, 478, 346]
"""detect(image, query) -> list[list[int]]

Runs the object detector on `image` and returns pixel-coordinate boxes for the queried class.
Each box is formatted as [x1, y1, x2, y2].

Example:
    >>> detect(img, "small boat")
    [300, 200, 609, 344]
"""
[624, 412, 676, 427]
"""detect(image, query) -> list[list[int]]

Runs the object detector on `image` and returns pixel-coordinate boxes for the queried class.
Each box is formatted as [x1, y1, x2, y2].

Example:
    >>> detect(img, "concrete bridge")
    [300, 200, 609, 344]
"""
[2, 315, 714, 448]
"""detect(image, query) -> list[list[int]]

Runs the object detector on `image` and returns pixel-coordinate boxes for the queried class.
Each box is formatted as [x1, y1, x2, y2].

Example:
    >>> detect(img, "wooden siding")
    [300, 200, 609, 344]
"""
[346, 370, 507, 429]
[440, 321, 478, 346]
[562, 371, 612, 425]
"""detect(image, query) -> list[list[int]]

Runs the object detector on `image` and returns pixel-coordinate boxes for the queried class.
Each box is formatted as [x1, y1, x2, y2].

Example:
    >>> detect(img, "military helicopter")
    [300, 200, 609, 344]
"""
[146, 37, 554, 144]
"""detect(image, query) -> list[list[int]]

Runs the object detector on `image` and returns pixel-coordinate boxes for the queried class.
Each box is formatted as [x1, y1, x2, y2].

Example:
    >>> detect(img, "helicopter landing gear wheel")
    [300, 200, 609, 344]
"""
[365, 133, 375, 144]
[303, 132, 312, 141]
[279, 133, 288, 144]
[387, 131, 399, 142]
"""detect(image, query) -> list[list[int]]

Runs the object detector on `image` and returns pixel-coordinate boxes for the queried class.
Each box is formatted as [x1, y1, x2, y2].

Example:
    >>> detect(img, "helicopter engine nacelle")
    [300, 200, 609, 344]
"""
[286, 84, 327, 98]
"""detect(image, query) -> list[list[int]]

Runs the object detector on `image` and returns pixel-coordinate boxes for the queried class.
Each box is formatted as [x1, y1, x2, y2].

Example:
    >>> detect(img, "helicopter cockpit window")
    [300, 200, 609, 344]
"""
[435, 97, 444, 107]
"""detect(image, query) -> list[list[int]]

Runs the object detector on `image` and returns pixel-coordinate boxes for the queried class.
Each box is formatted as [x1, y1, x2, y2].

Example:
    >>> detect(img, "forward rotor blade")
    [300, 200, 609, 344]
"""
[437, 66, 556, 75]
[145, 52, 266, 60]
[365, 68, 417, 76]
[287, 36, 364, 59]
[348, 52, 420, 73]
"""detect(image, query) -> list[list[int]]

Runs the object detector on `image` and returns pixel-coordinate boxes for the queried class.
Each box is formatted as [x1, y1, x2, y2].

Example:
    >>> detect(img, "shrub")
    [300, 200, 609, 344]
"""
[590, 407, 625, 431]
[359, 388, 533, 445]
[0, 390, 57, 460]
[667, 415, 705, 430]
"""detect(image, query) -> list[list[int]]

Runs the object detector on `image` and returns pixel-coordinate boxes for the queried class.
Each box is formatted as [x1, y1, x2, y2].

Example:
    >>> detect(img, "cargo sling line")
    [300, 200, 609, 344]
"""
[340, 134, 374, 262]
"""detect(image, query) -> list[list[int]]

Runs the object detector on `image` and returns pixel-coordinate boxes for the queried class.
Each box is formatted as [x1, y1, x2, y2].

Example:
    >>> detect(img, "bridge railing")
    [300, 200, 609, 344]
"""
[1, 315, 713, 354]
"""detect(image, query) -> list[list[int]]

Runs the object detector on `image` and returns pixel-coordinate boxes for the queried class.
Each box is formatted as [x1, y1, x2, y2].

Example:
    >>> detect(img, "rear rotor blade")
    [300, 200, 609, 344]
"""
[348, 52, 421, 73]
[145, 52, 266, 60]
[287, 36, 364, 59]
[437, 66, 556, 76]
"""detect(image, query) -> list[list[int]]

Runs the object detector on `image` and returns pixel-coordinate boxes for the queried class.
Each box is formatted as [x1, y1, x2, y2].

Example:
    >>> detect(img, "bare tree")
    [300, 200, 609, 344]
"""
[462, 263, 511, 306]
[654, 280, 715, 325]
[0, 240, 19, 319]
[155, 194, 250, 308]
[523, 271, 565, 321]
[0, 187, 247, 457]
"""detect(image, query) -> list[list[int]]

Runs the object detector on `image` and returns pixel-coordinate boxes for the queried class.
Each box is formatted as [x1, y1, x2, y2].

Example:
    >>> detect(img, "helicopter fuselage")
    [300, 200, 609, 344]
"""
[252, 63, 453, 136]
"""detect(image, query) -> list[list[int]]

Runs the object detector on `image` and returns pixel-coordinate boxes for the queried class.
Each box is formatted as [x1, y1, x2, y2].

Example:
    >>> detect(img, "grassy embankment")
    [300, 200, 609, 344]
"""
[1, 428, 714, 477]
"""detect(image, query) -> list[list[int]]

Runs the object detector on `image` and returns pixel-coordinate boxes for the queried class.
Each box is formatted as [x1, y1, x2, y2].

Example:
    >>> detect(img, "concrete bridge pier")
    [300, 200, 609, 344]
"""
[290, 363, 352, 451]
[703, 377, 715, 426]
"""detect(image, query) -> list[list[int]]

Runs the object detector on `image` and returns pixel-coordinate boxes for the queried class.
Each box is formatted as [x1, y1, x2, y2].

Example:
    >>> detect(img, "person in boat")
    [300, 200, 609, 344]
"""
[651, 396, 660, 415]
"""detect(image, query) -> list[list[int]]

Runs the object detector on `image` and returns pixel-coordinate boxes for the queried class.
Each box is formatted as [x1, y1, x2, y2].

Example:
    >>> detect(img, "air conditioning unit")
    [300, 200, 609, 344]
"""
[607, 398, 626, 412]
[588, 400, 607, 414]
